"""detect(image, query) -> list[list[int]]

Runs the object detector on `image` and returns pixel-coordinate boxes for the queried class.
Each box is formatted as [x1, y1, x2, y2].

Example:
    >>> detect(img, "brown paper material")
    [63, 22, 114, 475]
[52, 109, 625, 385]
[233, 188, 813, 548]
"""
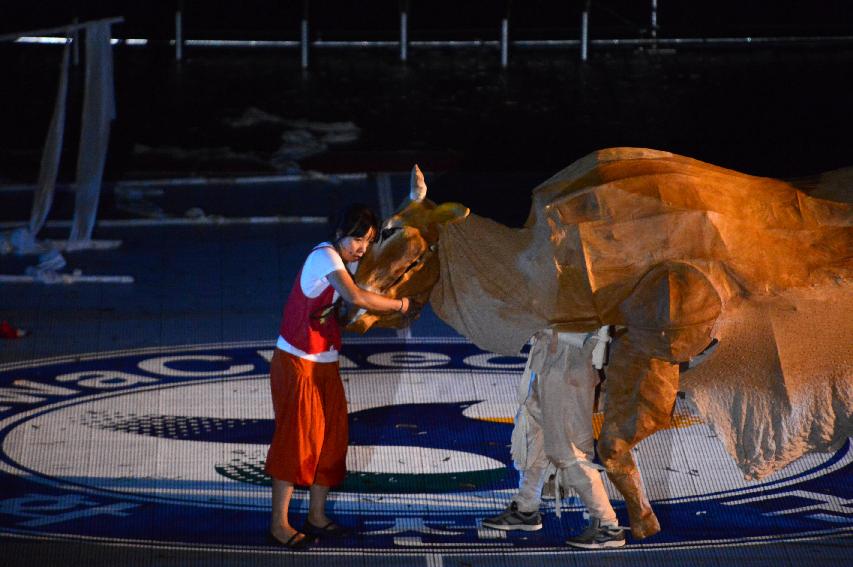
[350, 148, 852, 537]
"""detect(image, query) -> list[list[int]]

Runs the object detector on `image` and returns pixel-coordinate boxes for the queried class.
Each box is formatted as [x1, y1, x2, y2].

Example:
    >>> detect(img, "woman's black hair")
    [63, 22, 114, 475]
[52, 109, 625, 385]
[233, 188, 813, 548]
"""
[331, 203, 379, 242]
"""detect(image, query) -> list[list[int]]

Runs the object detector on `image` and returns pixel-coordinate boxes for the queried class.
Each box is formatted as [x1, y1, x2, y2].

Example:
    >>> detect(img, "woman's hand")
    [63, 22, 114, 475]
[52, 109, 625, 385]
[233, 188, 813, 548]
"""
[398, 297, 410, 314]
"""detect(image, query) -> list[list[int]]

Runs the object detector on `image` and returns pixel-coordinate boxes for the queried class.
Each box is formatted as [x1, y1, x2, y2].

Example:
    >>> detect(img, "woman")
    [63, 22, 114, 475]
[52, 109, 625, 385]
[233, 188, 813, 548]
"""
[265, 203, 411, 549]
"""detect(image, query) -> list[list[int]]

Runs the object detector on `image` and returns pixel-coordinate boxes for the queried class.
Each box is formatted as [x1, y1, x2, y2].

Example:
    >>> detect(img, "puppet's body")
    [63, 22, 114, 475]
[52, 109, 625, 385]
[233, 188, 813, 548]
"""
[349, 148, 853, 538]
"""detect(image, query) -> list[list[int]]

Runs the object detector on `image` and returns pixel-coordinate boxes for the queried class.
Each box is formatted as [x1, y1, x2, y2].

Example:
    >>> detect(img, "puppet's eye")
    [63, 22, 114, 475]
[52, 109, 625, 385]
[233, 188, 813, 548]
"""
[380, 227, 401, 241]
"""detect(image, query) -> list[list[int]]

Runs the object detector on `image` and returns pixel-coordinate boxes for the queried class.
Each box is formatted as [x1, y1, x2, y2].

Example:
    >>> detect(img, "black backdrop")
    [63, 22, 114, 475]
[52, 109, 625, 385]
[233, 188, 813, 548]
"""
[4, 1, 853, 39]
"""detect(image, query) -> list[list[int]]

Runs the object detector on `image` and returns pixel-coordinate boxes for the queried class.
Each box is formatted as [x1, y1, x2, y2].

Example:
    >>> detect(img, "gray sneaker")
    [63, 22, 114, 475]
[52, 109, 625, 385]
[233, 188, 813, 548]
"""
[566, 517, 626, 549]
[481, 501, 543, 531]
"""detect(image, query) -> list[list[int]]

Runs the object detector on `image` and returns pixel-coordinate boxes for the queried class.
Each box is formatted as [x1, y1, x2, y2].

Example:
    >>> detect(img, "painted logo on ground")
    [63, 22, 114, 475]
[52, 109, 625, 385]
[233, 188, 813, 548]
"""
[0, 339, 850, 552]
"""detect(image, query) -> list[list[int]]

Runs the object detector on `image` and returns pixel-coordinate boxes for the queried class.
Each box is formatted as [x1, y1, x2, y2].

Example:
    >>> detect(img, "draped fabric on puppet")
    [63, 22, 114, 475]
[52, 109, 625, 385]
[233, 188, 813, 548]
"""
[431, 147, 852, 479]
[430, 215, 549, 356]
[532, 149, 852, 479]
[69, 21, 116, 246]
[681, 287, 853, 479]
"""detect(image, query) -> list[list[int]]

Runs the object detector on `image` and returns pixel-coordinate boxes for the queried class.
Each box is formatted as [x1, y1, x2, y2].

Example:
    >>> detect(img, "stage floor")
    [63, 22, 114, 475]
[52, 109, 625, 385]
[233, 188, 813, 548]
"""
[1, 173, 850, 565]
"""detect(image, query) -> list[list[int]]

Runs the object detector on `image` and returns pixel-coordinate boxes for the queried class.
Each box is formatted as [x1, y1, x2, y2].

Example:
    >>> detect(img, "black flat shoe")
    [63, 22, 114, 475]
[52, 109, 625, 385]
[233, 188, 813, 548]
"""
[303, 520, 351, 537]
[268, 530, 314, 549]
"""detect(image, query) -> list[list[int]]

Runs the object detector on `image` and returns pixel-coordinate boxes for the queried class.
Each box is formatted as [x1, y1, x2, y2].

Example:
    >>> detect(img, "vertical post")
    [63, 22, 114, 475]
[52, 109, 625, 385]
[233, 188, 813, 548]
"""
[650, 0, 659, 47]
[301, 0, 310, 69]
[400, 0, 408, 62]
[500, 18, 509, 68]
[580, 4, 589, 62]
[175, 1, 183, 62]
[500, 0, 510, 68]
[71, 16, 80, 66]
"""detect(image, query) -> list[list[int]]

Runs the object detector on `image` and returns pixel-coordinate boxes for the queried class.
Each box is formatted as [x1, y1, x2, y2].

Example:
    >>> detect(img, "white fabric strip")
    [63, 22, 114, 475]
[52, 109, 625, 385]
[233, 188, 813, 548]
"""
[29, 40, 70, 237]
[276, 335, 339, 363]
[69, 21, 116, 245]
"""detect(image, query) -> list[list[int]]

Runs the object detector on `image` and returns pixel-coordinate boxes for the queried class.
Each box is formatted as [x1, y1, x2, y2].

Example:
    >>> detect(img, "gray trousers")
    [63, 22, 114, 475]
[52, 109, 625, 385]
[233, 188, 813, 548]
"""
[511, 331, 618, 526]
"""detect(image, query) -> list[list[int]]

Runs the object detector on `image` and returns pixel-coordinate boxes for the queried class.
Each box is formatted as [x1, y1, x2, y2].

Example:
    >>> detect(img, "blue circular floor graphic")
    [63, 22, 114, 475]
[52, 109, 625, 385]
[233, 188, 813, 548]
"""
[0, 339, 850, 553]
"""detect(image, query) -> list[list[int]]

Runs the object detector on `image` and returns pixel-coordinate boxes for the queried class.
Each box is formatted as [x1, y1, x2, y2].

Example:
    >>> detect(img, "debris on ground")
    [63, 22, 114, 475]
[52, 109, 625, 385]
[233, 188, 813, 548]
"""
[0, 320, 29, 339]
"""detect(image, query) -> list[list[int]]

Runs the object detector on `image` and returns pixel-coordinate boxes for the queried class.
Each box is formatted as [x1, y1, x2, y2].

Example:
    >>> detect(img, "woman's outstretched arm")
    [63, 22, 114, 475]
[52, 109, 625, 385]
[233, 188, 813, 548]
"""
[327, 270, 410, 314]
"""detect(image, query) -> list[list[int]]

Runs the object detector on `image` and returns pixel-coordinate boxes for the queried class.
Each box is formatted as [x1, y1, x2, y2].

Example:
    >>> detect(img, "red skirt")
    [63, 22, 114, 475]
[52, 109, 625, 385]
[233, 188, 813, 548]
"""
[265, 349, 348, 487]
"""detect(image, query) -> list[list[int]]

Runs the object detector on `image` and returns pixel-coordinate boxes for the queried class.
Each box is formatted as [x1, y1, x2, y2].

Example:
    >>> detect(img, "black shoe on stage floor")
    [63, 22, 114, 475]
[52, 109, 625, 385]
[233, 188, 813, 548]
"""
[303, 520, 352, 537]
[267, 530, 315, 549]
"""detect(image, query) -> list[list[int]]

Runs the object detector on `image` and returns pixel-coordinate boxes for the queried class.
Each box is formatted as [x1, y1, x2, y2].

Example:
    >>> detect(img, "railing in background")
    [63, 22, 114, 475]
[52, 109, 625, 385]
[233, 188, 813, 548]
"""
[6, 2, 853, 68]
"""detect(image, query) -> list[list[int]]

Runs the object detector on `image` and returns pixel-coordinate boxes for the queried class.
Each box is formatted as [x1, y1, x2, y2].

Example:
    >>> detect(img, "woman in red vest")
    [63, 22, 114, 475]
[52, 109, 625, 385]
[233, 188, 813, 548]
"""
[266, 203, 412, 548]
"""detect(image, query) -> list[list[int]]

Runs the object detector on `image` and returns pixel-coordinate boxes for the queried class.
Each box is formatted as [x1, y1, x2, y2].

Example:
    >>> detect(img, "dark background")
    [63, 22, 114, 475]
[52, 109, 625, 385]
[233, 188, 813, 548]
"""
[3, 1, 853, 226]
[5, 1, 853, 38]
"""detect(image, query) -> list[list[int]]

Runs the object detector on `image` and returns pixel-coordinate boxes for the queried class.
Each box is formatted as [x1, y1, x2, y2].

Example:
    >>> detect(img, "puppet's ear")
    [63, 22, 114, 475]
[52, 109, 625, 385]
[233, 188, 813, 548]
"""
[410, 164, 427, 202]
[430, 202, 470, 225]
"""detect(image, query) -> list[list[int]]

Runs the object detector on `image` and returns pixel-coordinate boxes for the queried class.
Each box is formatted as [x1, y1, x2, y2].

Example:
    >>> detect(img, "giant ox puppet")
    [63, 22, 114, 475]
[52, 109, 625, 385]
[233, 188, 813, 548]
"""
[347, 147, 852, 539]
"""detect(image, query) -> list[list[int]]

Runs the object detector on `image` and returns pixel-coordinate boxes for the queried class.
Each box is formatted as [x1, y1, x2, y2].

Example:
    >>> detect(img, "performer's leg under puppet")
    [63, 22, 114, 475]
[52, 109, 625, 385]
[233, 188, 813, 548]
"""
[483, 354, 548, 530]
[511, 372, 549, 513]
[538, 333, 618, 527]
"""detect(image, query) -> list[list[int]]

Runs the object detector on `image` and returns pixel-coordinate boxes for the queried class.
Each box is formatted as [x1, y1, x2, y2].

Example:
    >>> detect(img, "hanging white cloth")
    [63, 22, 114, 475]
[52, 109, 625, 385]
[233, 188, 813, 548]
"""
[0, 39, 71, 256]
[68, 21, 115, 247]
[30, 40, 71, 237]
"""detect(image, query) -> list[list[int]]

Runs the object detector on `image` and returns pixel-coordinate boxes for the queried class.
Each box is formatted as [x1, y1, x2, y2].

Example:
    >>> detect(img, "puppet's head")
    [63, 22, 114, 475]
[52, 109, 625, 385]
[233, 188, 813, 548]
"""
[345, 165, 469, 332]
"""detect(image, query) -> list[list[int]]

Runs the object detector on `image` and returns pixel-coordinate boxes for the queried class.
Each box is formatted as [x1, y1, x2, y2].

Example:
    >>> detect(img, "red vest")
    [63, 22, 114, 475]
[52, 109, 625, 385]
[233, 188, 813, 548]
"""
[278, 246, 342, 355]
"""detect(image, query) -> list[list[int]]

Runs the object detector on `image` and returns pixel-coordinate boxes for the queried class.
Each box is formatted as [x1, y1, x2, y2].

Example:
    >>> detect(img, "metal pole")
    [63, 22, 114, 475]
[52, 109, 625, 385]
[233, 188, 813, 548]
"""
[175, 8, 183, 61]
[580, 8, 589, 61]
[301, 0, 310, 69]
[651, 0, 659, 47]
[301, 19, 309, 68]
[400, 1, 408, 62]
[71, 16, 79, 66]
[500, 18, 509, 67]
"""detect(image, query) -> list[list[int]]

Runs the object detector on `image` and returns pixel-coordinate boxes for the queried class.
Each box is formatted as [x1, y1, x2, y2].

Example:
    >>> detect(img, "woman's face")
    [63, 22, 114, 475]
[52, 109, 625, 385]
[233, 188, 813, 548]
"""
[337, 227, 376, 263]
